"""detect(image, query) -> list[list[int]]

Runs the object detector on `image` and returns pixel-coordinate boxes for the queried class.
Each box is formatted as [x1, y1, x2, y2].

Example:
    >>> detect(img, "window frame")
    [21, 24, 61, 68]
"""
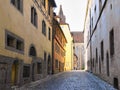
[5, 30, 24, 54]
[55, 59, 59, 69]
[11, 0, 23, 13]
[31, 7, 38, 28]
[101, 40, 104, 61]
[48, 27, 51, 40]
[42, 20, 46, 36]
[109, 29, 114, 57]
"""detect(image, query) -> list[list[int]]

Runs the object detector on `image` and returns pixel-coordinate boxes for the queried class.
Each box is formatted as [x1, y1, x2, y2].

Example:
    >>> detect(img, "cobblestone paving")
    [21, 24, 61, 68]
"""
[18, 71, 116, 90]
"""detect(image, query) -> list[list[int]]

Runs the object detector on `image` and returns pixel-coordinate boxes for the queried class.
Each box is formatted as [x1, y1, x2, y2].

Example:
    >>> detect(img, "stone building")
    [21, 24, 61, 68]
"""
[0, 0, 56, 89]
[52, 15, 67, 74]
[73, 53, 78, 70]
[71, 32, 84, 70]
[84, 0, 120, 89]
[57, 5, 74, 71]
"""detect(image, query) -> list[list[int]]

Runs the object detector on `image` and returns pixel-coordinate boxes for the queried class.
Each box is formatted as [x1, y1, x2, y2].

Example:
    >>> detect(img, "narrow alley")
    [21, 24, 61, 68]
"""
[1, 0, 120, 90]
[19, 71, 116, 90]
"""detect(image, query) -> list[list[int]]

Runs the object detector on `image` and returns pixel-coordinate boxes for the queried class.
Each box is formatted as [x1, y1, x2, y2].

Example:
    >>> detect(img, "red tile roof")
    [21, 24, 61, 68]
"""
[71, 32, 84, 43]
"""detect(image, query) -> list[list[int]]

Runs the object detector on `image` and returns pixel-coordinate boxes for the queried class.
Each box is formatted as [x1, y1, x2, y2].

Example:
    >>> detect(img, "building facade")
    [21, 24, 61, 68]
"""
[52, 16, 67, 74]
[71, 32, 84, 70]
[57, 5, 74, 71]
[0, 0, 56, 89]
[84, 0, 120, 89]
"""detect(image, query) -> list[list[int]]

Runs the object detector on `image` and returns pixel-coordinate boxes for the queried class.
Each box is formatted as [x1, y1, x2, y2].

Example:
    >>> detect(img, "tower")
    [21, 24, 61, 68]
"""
[58, 5, 66, 23]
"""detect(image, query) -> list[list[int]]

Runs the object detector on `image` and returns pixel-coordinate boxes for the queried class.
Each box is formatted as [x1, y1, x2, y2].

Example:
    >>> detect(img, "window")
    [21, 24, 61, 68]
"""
[17, 0, 21, 10]
[11, 0, 15, 5]
[96, 48, 98, 63]
[91, 17, 93, 28]
[114, 78, 119, 89]
[23, 66, 30, 78]
[7, 35, 15, 48]
[44, 52, 46, 61]
[109, 29, 114, 56]
[59, 61, 61, 70]
[48, 4, 50, 15]
[101, 41, 104, 61]
[16, 40, 24, 51]
[110, 4, 112, 10]
[55, 60, 59, 68]
[99, 0, 102, 12]
[93, 58, 94, 67]
[29, 46, 36, 57]
[42, 20, 46, 36]
[6, 31, 24, 53]
[61, 50, 65, 57]
[94, 5, 96, 13]
[31, 7, 34, 24]
[55, 44, 60, 54]
[31, 7, 38, 27]
[11, 0, 23, 13]
[37, 63, 42, 74]
[48, 28, 51, 40]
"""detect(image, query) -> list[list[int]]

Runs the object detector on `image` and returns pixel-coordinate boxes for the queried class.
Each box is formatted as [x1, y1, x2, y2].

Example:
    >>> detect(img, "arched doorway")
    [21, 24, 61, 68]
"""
[29, 45, 37, 81]
[47, 55, 51, 75]
[114, 77, 119, 89]
[29, 46, 37, 57]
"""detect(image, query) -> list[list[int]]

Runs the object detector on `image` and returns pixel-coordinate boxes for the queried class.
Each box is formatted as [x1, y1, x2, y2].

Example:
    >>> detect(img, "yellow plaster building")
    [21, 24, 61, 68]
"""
[60, 24, 73, 71]
[0, 0, 56, 89]
[57, 5, 74, 71]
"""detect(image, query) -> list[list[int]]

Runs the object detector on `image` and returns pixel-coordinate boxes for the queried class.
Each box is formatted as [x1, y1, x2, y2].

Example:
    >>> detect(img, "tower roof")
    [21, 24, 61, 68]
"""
[59, 5, 64, 16]
[58, 5, 66, 24]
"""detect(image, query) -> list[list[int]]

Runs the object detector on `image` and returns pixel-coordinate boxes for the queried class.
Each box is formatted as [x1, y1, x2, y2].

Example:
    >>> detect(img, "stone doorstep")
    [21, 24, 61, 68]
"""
[18, 72, 65, 89]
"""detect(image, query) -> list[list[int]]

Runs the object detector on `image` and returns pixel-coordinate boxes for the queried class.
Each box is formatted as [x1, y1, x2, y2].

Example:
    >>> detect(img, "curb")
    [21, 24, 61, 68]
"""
[17, 72, 65, 89]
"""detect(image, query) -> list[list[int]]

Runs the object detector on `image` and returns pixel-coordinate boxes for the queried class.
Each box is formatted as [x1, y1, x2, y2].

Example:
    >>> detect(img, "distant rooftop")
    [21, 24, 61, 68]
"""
[71, 32, 84, 43]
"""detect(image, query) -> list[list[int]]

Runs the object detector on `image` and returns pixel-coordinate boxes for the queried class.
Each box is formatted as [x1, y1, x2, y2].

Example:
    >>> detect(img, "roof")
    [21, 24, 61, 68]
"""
[71, 32, 84, 43]
[49, 0, 56, 7]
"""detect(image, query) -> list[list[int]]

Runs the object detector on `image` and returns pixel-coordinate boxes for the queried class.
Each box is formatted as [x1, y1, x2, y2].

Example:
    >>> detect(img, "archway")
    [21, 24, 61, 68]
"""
[114, 77, 119, 89]
[47, 55, 51, 75]
[29, 45, 37, 81]
[29, 45, 37, 57]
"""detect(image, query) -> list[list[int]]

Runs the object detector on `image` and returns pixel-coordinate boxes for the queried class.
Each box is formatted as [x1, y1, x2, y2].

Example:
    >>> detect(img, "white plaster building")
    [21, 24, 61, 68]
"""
[84, 0, 120, 89]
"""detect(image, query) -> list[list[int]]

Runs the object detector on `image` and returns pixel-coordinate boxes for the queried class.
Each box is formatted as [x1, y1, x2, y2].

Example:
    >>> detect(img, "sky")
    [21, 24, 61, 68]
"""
[54, 0, 88, 32]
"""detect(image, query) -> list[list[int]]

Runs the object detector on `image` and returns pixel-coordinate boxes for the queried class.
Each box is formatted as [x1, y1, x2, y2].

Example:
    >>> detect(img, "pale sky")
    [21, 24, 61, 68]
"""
[54, 0, 88, 31]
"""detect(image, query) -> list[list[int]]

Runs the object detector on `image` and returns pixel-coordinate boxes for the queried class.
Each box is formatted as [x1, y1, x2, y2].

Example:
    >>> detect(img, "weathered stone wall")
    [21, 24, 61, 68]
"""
[84, 0, 120, 89]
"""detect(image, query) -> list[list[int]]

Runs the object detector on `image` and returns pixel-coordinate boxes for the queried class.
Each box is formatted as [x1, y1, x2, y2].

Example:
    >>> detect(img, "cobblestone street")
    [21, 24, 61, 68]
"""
[18, 71, 116, 90]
